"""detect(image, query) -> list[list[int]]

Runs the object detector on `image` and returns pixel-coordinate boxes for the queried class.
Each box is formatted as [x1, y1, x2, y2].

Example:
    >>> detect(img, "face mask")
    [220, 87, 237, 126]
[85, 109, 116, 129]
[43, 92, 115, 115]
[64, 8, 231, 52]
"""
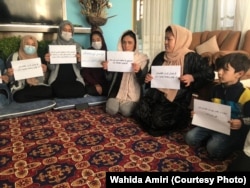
[24, 45, 36, 55]
[92, 41, 102, 50]
[61, 31, 72, 41]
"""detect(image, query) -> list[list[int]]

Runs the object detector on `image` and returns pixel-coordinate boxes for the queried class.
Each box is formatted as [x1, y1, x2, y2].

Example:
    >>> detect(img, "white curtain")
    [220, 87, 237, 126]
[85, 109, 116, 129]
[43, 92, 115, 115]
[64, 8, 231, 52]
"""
[185, 0, 250, 49]
[185, 0, 219, 31]
[185, 0, 208, 31]
[141, 0, 250, 57]
[142, 0, 172, 64]
[185, 0, 241, 31]
[233, 0, 250, 49]
[219, 0, 236, 30]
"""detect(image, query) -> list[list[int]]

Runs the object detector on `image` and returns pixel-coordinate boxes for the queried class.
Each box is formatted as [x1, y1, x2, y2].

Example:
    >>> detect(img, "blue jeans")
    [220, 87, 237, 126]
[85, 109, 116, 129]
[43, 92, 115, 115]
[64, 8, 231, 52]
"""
[0, 84, 11, 108]
[185, 126, 249, 160]
[0, 93, 9, 108]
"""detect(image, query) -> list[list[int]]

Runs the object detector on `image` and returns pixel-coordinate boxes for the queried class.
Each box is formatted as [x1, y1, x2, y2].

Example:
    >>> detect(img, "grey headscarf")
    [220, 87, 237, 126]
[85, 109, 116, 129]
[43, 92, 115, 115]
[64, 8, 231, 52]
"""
[53, 20, 82, 53]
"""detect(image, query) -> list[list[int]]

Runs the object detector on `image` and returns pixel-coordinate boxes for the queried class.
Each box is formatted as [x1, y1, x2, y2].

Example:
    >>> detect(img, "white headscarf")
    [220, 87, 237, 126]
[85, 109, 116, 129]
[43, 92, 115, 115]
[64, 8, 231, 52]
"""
[116, 30, 148, 102]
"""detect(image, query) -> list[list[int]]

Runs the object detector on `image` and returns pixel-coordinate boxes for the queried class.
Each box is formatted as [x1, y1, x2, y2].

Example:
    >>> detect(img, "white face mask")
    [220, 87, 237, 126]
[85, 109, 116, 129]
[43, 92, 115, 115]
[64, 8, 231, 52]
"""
[92, 41, 102, 50]
[61, 31, 72, 41]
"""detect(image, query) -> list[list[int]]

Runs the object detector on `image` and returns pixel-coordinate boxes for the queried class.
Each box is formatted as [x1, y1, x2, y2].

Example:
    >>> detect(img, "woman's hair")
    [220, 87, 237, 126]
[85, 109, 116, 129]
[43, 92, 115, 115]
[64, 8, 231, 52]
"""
[215, 53, 250, 73]
[165, 26, 172, 33]
[20, 35, 38, 49]
[90, 30, 107, 50]
[121, 30, 137, 51]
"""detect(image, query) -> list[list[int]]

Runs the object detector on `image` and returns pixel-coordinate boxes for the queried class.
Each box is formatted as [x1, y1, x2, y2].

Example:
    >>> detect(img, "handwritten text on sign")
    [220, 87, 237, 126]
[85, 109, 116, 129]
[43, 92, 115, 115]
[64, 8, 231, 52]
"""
[151, 65, 181, 89]
[81, 49, 106, 67]
[192, 99, 231, 135]
[107, 51, 134, 72]
[49, 45, 77, 64]
[11, 58, 43, 80]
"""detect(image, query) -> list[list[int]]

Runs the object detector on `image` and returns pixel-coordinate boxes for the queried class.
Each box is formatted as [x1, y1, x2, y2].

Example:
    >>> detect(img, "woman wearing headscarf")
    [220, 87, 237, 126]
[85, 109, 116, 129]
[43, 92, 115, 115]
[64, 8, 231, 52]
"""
[6, 35, 53, 103]
[102, 30, 149, 117]
[80, 29, 111, 96]
[134, 25, 215, 136]
[44, 20, 86, 98]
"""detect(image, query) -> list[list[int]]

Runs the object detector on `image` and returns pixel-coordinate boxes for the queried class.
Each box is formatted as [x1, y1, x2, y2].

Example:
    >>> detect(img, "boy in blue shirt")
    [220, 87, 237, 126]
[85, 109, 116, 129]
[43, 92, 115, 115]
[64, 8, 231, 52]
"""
[185, 53, 250, 160]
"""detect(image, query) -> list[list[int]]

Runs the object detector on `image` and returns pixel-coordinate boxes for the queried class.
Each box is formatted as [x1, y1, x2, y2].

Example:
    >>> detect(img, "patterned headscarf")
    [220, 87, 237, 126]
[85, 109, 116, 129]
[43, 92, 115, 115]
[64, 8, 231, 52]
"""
[18, 35, 38, 60]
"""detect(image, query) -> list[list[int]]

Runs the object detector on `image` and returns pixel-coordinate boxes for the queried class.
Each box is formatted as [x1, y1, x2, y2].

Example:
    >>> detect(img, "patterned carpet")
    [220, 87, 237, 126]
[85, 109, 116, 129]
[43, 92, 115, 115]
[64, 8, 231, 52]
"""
[0, 105, 235, 188]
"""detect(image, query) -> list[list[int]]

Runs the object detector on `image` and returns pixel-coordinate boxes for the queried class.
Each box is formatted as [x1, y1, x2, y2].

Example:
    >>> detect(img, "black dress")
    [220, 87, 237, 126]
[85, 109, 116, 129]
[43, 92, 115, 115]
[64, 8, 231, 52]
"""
[134, 51, 215, 136]
[51, 64, 86, 98]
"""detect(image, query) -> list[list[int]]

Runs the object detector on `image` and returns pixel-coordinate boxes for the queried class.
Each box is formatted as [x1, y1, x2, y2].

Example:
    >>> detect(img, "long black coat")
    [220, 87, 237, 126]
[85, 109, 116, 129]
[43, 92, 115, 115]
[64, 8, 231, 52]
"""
[134, 51, 215, 136]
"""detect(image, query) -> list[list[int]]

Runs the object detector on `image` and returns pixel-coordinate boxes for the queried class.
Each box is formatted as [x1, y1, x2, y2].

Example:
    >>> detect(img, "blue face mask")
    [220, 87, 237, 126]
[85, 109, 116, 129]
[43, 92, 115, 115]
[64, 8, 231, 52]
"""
[24, 45, 36, 55]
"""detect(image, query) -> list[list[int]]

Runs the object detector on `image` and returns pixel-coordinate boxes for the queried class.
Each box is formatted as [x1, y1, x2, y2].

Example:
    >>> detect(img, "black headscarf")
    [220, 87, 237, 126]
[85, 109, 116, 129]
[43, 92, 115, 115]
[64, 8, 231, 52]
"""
[89, 30, 108, 51]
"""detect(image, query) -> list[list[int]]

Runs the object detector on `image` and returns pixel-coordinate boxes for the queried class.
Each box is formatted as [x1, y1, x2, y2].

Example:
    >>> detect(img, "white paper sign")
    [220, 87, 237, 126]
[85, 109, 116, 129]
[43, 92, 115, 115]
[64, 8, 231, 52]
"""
[81, 49, 106, 67]
[151, 65, 181, 89]
[107, 51, 134, 72]
[11, 58, 43, 80]
[192, 99, 231, 135]
[0, 71, 2, 84]
[49, 45, 77, 64]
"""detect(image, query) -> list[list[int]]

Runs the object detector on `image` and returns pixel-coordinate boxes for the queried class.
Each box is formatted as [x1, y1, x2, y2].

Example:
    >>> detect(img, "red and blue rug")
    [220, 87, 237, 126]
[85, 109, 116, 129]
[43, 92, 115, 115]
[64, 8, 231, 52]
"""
[0, 105, 235, 188]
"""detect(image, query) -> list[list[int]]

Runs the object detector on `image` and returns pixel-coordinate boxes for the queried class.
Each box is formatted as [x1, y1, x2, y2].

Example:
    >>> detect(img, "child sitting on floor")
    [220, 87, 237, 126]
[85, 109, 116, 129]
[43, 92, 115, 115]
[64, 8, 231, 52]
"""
[185, 53, 250, 160]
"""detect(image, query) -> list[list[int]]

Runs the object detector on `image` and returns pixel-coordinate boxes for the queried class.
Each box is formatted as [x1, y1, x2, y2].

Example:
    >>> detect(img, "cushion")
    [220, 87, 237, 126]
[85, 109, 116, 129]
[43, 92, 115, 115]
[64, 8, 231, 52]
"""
[53, 95, 107, 110]
[196, 35, 220, 55]
[0, 96, 107, 120]
[0, 100, 56, 120]
[240, 79, 250, 88]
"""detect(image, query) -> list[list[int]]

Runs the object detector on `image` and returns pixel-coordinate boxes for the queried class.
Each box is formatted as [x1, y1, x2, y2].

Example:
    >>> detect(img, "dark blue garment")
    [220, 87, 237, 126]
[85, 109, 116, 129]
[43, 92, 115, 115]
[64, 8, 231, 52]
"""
[211, 82, 250, 119]
[185, 82, 250, 160]
[0, 58, 11, 107]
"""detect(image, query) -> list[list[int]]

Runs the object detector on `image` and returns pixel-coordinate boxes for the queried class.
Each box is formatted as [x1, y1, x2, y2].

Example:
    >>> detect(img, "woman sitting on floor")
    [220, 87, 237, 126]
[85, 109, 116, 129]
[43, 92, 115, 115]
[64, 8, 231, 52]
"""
[134, 25, 215, 137]
[101, 30, 149, 117]
[81, 29, 111, 96]
[6, 35, 53, 103]
[44, 20, 87, 98]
